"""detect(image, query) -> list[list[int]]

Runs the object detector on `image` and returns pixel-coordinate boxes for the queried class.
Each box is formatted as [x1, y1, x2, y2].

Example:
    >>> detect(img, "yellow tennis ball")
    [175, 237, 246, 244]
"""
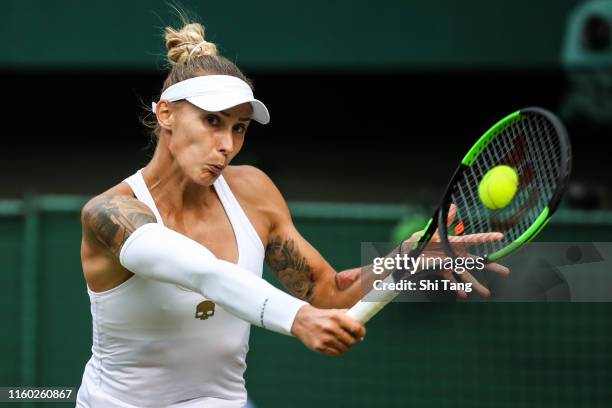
[478, 165, 519, 209]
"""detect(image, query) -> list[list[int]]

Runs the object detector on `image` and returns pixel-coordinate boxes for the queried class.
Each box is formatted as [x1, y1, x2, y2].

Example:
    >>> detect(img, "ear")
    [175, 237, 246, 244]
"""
[156, 100, 174, 131]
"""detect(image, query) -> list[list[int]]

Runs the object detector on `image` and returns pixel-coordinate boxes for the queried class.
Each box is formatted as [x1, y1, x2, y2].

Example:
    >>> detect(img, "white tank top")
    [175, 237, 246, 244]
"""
[76, 170, 265, 408]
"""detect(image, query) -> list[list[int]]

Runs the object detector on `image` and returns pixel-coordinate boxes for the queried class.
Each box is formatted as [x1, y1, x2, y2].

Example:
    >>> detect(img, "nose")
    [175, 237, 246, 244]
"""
[217, 128, 234, 156]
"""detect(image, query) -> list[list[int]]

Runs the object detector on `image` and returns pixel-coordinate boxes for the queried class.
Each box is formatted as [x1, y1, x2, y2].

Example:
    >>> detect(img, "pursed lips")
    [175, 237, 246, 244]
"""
[207, 164, 225, 174]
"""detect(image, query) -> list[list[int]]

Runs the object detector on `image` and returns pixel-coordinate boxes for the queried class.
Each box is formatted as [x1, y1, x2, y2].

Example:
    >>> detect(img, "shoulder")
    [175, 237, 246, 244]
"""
[81, 182, 144, 221]
[223, 165, 284, 203]
[223, 165, 291, 224]
[223, 165, 276, 191]
[81, 182, 156, 256]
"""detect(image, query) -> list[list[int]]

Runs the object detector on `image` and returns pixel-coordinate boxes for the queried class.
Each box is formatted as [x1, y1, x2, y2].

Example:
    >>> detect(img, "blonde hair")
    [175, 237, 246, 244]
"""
[164, 22, 218, 65]
[143, 13, 253, 141]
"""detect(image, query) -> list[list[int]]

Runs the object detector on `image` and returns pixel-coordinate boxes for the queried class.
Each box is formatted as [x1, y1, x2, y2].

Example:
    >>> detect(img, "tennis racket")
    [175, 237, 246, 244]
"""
[347, 107, 572, 323]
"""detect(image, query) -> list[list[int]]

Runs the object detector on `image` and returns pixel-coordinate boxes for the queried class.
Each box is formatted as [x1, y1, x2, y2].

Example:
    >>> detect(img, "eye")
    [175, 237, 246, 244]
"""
[233, 123, 247, 134]
[206, 114, 221, 126]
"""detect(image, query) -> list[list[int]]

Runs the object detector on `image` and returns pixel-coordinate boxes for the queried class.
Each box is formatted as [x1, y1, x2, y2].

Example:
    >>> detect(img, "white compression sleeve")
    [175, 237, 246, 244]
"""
[119, 223, 308, 336]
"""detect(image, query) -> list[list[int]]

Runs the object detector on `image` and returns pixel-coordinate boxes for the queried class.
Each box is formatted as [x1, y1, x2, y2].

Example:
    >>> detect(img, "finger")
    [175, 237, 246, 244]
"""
[431, 205, 458, 242]
[441, 271, 468, 299]
[459, 253, 510, 276]
[449, 241, 469, 257]
[448, 232, 504, 243]
[446, 204, 458, 227]
[331, 325, 360, 349]
[336, 312, 366, 339]
[483, 261, 511, 276]
[318, 345, 342, 356]
[457, 271, 490, 297]
[324, 337, 349, 355]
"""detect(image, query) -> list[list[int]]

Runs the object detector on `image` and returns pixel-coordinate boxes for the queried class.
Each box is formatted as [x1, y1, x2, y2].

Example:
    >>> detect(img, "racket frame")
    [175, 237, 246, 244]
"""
[437, 107, 572, 262]
[346, 107, 572, 323]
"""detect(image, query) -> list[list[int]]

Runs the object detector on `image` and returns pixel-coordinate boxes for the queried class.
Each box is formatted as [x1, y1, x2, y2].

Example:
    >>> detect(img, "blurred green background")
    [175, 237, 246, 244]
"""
[2, 0, 612, 407]
[0, 0, 576, 69]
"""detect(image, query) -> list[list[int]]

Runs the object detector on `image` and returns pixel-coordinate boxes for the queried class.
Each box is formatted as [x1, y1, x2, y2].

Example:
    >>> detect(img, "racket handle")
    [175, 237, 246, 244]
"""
[346, 289, 399, 324]
[346, 232, 434, 324]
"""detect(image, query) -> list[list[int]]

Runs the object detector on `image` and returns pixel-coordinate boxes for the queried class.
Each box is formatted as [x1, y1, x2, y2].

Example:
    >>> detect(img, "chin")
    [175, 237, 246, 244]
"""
[194, 169, 219, 186]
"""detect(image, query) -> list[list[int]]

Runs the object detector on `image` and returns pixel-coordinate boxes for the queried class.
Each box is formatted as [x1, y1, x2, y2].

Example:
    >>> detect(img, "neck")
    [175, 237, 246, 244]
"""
[141, 138, 216, 214]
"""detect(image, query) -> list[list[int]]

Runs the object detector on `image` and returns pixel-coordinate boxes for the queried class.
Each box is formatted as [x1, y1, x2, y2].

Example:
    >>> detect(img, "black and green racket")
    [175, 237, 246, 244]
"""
[347, 107, 572, 323]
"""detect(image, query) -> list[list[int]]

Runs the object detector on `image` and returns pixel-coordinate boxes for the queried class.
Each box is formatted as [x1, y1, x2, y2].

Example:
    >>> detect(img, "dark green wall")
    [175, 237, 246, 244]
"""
[1, 196, 611, 407]
[0, 0, 579, 69]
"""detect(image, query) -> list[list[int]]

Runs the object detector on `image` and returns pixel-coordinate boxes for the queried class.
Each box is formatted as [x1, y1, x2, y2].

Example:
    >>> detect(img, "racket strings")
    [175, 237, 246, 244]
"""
[524, 117, 562, 212]
[449, 113, 564, 257]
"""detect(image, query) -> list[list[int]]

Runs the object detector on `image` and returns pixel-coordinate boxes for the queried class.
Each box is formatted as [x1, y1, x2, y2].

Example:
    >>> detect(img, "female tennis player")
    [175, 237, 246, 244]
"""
[75, 18, 509, 408]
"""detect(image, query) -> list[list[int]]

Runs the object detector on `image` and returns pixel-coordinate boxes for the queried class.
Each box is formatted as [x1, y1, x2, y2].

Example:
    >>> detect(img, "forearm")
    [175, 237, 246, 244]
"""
[120, 223, 307, 335]
[312, 245, 403, 309]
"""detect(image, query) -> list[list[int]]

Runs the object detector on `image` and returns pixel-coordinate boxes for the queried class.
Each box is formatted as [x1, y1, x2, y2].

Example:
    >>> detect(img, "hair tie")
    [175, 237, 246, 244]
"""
[189, 40, 208, 58]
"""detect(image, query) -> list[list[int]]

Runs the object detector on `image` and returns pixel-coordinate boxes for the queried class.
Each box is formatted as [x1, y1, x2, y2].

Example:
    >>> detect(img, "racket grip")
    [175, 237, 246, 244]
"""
[346, 289, 399, 324]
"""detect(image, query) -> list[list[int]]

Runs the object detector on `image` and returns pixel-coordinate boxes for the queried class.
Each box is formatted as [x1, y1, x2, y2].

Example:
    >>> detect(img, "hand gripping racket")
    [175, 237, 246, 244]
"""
[347, 107, 572, 323]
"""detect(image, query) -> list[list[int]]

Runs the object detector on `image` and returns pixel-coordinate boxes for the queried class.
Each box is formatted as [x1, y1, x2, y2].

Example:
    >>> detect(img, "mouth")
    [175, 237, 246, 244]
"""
[207, 164, 226, 175]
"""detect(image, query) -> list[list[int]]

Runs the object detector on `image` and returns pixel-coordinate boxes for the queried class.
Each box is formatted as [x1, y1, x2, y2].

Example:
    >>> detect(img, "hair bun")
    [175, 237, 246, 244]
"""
[165, 22, 218, 65]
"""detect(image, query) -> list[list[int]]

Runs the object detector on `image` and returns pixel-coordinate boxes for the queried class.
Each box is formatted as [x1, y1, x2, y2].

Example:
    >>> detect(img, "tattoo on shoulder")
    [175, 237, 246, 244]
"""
[83, 195, 156, 257]
[265, 236, 314, 302]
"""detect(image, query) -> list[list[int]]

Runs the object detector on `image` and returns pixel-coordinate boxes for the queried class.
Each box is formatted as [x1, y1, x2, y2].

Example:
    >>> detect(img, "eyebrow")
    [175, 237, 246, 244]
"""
[219, 110, 251, 122]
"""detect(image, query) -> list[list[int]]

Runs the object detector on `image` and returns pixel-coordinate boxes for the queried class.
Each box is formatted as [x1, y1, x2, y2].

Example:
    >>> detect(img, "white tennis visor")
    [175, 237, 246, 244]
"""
[151, 75, 270, 124]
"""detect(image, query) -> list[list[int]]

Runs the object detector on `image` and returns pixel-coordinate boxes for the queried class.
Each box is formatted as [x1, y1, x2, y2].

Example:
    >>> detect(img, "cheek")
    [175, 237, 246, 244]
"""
[169, 124, 214, 163]
[229, 135, 246, 158]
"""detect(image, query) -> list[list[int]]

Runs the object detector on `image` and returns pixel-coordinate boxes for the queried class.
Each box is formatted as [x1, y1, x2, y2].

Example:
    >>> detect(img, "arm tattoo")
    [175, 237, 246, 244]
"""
[83, 195, 156, 257]
[335, 269, 361, 291]
[265, 236, 314, 302]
